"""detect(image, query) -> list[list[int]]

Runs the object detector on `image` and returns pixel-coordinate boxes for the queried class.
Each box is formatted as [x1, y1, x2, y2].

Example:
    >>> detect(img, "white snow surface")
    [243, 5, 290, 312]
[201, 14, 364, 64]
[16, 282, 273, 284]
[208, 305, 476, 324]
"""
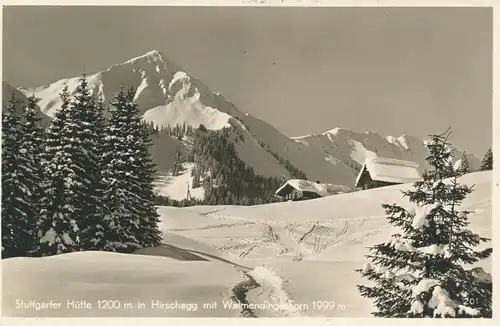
[349, 139, 378, 165]
[142, 72, 232, 130]
[133, 77, 148, 101]
[429, 286, 458, 317]
[412, 203, 441, 229]
[153, 163, 205, 201]
[247, 265, 303, 316]
[410, 300, 424, 314]
[168, 71, 189, 90]
[412, 279, 440, 297]
[2, 171, 491, 317]
[391, 237, 416, 252]
[2, 251, 244, 317]
[417, 244, 445, 256]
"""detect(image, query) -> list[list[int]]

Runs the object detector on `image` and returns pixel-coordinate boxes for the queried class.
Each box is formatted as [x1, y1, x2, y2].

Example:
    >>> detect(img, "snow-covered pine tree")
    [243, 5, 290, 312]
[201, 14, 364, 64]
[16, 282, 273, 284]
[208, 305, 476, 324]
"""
[456, 153, 471, 176]
[76, 88, 108, 251]
[20, 95, 45, 247]
[2, 94, 39, 258]
[36, 87, 80, 255]
[100, 88, 141, 252]
[101, 87, 161, 252]
[480, 148, 492, 171]
[356, 128, 492, 318]
[125, 89, 162, 248]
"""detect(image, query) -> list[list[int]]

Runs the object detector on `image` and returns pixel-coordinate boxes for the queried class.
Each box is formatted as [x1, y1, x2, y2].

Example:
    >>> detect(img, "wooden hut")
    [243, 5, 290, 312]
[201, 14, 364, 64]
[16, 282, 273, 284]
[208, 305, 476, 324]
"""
[275, 179, 351, 201]
[355, 157, 421, 190]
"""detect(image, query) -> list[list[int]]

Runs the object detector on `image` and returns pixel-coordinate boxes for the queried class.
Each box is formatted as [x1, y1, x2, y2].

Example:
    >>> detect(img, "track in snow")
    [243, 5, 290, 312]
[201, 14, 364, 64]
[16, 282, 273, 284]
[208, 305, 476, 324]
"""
[228, 266, 303, 318]
[165, 208, 394, 260]
[229, 271, 260, 317]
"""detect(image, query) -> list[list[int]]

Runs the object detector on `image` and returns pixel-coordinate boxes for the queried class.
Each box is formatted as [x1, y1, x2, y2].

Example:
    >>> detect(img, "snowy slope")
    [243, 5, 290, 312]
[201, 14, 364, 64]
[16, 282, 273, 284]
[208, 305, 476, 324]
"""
[2, 250, 245, 317]
[153, 162, 205, 201]
[233, 113, 360, 187]
[159, 171, 491, 260]
[3, 171, 491, 317]
[155, 171, 492, 317]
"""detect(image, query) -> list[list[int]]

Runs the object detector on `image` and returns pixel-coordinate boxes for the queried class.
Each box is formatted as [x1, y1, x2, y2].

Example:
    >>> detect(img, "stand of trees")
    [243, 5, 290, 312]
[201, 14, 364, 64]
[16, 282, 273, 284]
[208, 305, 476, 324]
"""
[153, 125, 286, 206]
[191, 127, 283, 205]
[143, 121, 195, 140]
[2, 77, 161, 259]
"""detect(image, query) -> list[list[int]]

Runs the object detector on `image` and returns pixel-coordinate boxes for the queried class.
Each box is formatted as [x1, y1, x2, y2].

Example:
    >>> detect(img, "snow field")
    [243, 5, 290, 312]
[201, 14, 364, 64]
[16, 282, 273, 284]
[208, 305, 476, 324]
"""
[2, 171, 492, 317]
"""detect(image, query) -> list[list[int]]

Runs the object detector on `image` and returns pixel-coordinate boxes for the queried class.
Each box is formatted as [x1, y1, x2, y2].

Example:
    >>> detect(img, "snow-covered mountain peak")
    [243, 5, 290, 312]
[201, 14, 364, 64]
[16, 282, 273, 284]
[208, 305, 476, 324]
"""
[319, 127, 362, 141]
[323, 127, 346, 135]
[123, 49, 165, 65]
[22, 50, 236, 131]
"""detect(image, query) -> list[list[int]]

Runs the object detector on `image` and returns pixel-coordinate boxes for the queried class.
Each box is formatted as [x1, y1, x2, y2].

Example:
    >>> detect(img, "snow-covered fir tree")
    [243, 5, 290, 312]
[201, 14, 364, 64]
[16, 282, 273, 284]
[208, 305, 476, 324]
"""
[36, 87, 80, 255]
[480, 148, 492, 171]
[20, 94, 45, 244]
[172, 146, 182, 176]
[456, 154, 471, 176]
[73, 81, 108, 251]
[133, 95, 163, 247]
[2, 95, 41, 258]
[356, 129, 492, 318]
[100, 87, 162, 252]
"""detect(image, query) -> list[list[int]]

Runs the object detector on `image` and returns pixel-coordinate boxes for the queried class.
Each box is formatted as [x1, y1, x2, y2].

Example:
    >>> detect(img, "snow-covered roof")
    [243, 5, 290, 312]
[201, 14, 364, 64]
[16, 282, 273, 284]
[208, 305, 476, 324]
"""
[275, 179, 351, 198]
[355, 157, 422, 187]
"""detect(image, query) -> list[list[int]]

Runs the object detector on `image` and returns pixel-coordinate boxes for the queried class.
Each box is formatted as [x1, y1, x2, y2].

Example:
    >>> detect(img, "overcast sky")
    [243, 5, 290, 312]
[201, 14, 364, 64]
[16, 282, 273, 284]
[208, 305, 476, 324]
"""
[3, 6, 492, 157]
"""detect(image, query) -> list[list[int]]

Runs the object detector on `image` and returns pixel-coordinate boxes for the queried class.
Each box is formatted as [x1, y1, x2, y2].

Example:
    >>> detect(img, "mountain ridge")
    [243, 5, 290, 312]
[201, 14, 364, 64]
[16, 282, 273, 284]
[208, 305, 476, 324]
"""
[6, 49, 480, 187]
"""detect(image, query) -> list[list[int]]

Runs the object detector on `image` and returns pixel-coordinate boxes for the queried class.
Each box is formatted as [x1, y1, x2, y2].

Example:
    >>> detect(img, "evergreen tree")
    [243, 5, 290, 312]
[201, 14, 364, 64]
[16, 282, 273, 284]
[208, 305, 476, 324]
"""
[133, 95, 163, 246]
[2, 95, 39, 258]
[456, 154, 471, 176]
[20, 94, 45, 245]
[37, 87, 80, 255]
[172, 146, 182, 176]
[77, 91, 108, 251]
[192, 167, 201, 188]
[480, 148, 492, 171]
[101, 88, 162, 252]
[356, 129, 492, 318]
